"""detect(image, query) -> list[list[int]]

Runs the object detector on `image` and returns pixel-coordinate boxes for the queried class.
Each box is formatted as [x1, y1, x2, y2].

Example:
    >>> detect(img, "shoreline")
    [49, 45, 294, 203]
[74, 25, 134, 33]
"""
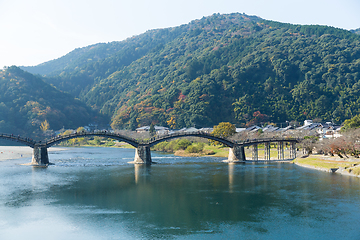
[293, 155, 360, 178]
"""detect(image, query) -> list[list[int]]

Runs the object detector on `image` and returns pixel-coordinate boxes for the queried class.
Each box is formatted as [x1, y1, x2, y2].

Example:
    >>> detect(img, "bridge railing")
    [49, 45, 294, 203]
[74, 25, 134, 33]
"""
[145, 132, 299, 145]
[235, 137, 300, 144]
[0, 133, 37, 147]
[146, 131, 237, 147]
[0, 130, 300, 148]
[45, 131, 139, 146]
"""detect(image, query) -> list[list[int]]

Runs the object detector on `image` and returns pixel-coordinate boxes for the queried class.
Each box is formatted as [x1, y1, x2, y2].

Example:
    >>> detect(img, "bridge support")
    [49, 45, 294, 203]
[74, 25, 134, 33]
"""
[264, 142, 271, 161]
[277, 142, 284, 160]
[31, 146, 49, 165]
[252, 144, 258, 161]
[290, 142, 296, 159]
[224, 145, 246, 163]
[132, 145, 152, 164]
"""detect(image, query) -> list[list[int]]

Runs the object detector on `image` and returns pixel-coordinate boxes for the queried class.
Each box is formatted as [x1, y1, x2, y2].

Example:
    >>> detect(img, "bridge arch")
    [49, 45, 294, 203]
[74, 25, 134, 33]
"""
[147, 132, 235, 147]
[0, 134, 36, 148]
[45, 132, 139, 148]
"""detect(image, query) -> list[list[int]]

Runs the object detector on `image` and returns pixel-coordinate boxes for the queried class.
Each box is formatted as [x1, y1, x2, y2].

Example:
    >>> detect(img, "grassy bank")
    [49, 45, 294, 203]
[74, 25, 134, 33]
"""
[293, 155, 360, 175]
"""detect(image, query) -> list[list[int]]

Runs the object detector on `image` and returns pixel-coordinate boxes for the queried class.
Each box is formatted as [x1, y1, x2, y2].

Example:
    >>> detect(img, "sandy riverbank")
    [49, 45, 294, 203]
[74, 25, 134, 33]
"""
[0, 146, 68, 161]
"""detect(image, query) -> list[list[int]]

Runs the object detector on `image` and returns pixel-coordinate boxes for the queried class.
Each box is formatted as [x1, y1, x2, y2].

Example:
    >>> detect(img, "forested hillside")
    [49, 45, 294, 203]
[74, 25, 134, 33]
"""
[21, 13, 360, 130]
[351, 28, 360, 35]
[0, 66, 107, 137]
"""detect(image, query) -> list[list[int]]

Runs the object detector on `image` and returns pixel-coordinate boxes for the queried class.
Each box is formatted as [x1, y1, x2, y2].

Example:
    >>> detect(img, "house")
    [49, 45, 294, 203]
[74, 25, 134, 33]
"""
[245, 125, 261, 132]
[262, 125, 279, 133]
[136, 126, 169, 135]
[236, 128, 246, 133]
[199, 128, 213, 133]
[317, 122, 342, 139]
[136, 126, 150, 133]
[177, 127, 199, 133]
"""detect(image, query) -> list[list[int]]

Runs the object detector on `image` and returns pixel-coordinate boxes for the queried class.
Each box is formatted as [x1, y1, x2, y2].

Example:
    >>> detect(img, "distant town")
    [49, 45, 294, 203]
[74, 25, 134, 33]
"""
[55, 119, 342, 141]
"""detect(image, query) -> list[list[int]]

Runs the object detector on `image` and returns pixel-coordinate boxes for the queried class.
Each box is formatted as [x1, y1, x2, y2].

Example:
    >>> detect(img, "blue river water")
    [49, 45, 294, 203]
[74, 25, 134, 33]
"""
[1, 147, 360, 239]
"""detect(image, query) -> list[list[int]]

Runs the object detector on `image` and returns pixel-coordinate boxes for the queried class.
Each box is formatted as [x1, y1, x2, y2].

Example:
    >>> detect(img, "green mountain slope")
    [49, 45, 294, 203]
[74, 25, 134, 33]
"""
[351, 28, 360, 35]
[0, 66, 107, 137]
[21, 13, 360, 129]
[22, 13, 262, 98]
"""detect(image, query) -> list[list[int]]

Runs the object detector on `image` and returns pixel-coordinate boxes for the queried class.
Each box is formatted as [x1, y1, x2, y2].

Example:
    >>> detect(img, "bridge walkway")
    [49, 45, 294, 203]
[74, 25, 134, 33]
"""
[0, 131, 299, 165]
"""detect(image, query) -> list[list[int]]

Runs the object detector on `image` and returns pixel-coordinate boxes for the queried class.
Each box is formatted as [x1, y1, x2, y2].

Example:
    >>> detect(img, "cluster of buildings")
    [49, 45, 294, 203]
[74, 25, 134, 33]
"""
[236, 120, 341, 139]
[135, 120, 342, 140]
[135, 126, 213, 135]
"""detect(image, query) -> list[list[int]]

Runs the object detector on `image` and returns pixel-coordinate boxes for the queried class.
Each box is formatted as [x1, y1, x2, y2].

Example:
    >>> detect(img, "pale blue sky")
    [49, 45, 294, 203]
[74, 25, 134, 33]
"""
[1, 0, 359, 68]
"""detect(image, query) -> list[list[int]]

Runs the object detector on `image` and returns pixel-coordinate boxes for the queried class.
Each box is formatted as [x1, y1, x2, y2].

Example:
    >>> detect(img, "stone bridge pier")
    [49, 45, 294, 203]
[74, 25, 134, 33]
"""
[31, 145, 49, 165]
[132, 145, 152, 164]
[224, 145, 246, 163]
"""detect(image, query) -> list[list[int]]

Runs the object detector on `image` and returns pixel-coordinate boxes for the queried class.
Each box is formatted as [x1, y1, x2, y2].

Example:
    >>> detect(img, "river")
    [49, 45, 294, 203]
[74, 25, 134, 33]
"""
[1, 146, 360, 239]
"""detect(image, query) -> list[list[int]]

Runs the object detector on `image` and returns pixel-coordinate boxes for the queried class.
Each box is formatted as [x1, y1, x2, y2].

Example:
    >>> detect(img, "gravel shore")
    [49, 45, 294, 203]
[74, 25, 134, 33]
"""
[0, 146, 32, 161]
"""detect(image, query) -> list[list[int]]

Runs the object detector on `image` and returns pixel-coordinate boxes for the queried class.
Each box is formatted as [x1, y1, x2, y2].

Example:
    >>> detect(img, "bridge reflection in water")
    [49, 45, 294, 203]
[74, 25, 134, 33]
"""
[0, 132, 299, 165]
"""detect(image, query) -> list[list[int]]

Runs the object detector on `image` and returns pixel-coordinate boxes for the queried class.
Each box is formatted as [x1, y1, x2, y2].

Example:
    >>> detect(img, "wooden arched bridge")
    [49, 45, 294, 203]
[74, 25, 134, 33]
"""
[0, 132, 299, 165]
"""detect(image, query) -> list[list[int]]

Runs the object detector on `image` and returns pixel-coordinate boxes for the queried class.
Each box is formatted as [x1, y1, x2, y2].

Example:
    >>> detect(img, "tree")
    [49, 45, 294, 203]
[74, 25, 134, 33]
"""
[167, 116, 176, 129]
[40, 120, 50, 132]
[149, 123, 156, 137]
[300, 136, 318, 155]
[246, 111, 269, 127]
[211, 122, 236, 145]
[76, 127, 85, 133]
[342, 114, 360, 131]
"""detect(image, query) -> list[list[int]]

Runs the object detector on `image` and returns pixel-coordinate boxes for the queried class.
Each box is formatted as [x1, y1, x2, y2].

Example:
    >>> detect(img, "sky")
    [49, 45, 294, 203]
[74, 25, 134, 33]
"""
[1, 0, 360, 68]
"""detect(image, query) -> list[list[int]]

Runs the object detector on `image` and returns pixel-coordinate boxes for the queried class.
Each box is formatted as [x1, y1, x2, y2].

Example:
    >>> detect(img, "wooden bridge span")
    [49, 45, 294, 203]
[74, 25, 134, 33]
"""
[0, 132, 299, 165]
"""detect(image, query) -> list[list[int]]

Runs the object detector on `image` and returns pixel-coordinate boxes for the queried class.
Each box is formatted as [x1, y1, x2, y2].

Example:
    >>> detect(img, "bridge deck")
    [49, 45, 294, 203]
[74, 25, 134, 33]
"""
[0, 131, 299, 149]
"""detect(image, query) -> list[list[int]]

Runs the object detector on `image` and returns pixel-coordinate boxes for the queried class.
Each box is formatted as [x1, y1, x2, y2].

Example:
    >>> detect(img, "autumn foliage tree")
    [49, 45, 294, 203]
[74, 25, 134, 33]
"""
[245, 111, 269, 127]
[211, 122, 236, 145]
[40, 119, 50, 132]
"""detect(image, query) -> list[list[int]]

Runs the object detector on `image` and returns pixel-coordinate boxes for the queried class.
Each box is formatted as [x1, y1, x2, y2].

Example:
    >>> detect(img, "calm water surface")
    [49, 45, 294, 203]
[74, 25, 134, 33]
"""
[1, 147, 360, 239]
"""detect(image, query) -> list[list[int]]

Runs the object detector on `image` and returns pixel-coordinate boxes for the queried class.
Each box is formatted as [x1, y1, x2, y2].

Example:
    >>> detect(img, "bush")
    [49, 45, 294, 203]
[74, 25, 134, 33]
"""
[185, 142, 204, 153]
[153, 141, 169, 152]
[196, 142, 205, 152]
[175, 139, 192, 150]
[186, 145, 198, 153]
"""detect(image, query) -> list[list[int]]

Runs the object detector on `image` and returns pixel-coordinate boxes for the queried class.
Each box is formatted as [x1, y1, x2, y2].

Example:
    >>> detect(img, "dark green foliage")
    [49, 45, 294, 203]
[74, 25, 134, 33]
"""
[151, 138, 203, 153]
[350, 28, 360, 35]
[342, 114, 360, 130]
[185, 142, 205, 153]
[149, 123, 155, 136]
[20, 13, 360, 129]
[0, 66, 107, 138]
[175, 139, 192, 150]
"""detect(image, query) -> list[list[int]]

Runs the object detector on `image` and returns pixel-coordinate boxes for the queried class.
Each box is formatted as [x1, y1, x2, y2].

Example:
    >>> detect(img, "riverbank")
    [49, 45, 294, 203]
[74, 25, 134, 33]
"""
[293, 154, 360, 177]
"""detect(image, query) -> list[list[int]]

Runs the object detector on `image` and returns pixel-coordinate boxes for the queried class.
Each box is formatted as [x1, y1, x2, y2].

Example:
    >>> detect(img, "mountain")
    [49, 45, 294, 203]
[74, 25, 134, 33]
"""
[0, 66, 107, 137]
[351, 28, 360, 35]
[21, 13, 360, 129]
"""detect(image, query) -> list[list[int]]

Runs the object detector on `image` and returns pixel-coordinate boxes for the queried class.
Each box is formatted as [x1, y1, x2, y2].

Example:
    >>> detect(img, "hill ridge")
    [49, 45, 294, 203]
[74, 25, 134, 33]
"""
[16, 13, 360, 130]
